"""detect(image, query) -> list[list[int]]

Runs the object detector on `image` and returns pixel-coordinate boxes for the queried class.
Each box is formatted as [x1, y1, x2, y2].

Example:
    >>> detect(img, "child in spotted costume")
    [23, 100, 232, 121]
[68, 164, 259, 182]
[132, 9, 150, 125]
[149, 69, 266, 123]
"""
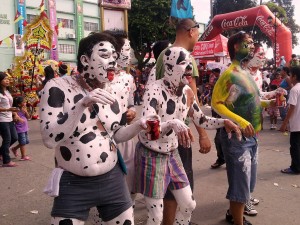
[40, 32, 150, 225]
[134, 46, 241, 225]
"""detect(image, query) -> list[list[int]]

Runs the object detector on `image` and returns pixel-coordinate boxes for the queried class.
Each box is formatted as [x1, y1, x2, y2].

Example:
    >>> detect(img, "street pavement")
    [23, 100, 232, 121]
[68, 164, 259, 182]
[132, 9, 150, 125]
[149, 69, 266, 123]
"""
[0, 105, 299, 225]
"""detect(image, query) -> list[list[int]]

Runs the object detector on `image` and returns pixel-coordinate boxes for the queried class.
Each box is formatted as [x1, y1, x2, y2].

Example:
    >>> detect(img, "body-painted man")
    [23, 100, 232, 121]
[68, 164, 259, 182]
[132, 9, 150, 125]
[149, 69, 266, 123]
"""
[134, 46, 241, 225]
[211, 32, 274, 225]
[40, 32, 149, 225]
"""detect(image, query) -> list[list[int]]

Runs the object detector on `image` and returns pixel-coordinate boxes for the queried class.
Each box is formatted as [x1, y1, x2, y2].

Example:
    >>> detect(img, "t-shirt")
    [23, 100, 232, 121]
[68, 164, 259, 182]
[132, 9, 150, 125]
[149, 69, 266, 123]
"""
[15, 111, 29, 133]
[0, 90, 13, 122]
[287, 83, 300, 132]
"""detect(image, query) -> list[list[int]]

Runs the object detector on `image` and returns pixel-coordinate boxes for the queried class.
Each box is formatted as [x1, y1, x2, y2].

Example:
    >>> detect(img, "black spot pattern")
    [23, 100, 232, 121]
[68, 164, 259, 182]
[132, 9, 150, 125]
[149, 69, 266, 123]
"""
[74, 94, 84, 104]
[176, 51, 186, 64]
[73, 127, 80, 137]
[110, 100, 120, 114]
[79, 132, 96, 144]
[193, 103, 200, 112]
[57, 112, 68, 125]
[199, 115, 207, 124]
[120, 112, 127, 126]
[80, 114, 86, 123]
[182, 94, 186, 105]
[123, 220, 132, 225]
[59, 219, 73, 225]
[48, 87, 65, 108]
[55, 133, 64, 142]
[111, 121, 120, 131]
[60, 146, 72, 161]
[90, 104, 99, 119]
[150, 98, 158, 110]
[162, 90, 167, 101]
[166, 99, 176, 115]
[166, 129, 173, 136]
[100, 152, 108, 162]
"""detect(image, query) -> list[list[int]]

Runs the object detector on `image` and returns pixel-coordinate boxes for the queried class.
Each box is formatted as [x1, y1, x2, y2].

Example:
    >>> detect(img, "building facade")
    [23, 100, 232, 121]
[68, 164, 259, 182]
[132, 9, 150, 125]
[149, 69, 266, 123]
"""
[0, 0, 129, 71]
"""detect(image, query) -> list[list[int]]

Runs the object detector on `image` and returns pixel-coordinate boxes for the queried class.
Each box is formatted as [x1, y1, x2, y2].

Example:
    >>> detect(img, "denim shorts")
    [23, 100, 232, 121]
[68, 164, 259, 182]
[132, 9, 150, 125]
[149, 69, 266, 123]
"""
[18, 132, 29, 145]
[220, 129, 258, 203]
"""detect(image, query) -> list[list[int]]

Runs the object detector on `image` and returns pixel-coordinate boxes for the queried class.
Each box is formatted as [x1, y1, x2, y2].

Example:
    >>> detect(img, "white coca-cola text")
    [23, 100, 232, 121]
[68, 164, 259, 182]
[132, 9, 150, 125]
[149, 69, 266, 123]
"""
[221, 16, 248, 29]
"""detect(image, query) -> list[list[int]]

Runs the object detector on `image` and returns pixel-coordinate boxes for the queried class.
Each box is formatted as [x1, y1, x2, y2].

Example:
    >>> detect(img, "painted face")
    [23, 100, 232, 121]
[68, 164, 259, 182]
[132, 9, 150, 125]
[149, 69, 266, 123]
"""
[236, 35, 255, 60]
[163, 47, 193, 93]
[248, 46, 266, 68]
[81, 41, 117, 83]
[117, 39, 131, 68]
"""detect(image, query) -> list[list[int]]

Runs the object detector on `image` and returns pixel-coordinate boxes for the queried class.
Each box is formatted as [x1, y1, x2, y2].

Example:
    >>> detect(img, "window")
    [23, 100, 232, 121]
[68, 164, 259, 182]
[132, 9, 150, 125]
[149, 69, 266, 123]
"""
[84, 22, 98, 31]
[27, 14, 37, 24]
[57, 18, 74, 29]
[58, 44, 75, 54]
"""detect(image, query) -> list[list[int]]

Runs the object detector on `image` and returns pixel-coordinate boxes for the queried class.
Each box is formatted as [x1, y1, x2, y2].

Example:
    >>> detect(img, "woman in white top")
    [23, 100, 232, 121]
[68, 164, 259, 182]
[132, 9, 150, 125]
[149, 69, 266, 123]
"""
[0, 72, 19, 167]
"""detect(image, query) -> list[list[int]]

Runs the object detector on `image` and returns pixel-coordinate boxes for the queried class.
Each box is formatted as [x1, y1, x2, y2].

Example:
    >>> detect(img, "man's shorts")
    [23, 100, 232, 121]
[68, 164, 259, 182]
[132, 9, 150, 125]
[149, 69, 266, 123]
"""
[220, 128, 258, 203]
[18, 132, 29, 146]
[134, 142, 190, 199]
[51, 163, 132, 222]
[164, 144, 194, 200]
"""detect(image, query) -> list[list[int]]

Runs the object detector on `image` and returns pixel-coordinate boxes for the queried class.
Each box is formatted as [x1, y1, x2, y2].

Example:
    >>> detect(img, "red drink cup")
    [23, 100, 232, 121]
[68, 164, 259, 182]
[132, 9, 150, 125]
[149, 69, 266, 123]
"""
[146, 117, 160, 140]
[276, 93, 283, 107]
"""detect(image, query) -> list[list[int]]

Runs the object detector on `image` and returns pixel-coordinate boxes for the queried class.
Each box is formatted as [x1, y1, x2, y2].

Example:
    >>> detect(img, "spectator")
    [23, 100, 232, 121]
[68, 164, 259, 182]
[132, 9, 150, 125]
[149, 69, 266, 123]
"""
[279, 56, 286, 69]
[289, 54, 299, 67]
[0, 71, 19, 167]
[58, 62, 68, 77]
[279, 67, 293, 120]
[10, 96, 31, 161]
[267, 84, 280, 130]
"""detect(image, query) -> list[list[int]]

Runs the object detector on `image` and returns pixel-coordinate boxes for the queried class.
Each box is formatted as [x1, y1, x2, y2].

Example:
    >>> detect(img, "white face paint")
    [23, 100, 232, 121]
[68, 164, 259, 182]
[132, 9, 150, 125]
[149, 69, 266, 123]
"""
[117, 39, 131, 68]
[163, 47, 193, 92]
[82, 41, 118, 83]
[248, 46, 266, 69]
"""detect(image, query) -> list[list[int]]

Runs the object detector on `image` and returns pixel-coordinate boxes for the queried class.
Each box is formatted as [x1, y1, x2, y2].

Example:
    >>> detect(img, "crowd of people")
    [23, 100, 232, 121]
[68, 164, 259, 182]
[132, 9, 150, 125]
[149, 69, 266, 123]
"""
[1, 18, 300, 225]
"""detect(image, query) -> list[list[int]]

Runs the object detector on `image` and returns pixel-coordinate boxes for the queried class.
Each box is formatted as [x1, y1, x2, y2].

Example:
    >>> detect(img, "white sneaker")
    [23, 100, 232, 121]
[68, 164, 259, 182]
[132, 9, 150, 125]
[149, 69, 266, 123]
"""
[250, 196, 260, 205]
[244, 200, 258, 216]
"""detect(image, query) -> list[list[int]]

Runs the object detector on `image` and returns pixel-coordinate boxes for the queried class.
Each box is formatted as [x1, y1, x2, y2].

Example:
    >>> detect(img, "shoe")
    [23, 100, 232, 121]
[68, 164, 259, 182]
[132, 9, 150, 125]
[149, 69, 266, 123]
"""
[244, 201, 258, 216]
[211, 161, 225, 169]
[19, 156, 30, 161]
[281, 167, 300, 175]
[250, 196, 259, 205]
[10, 147, 19, 157]
[2, 162, 17, 167]
[270, 124, 275, 130]
[226, 210, 252, 225]
[273, 124, 277, 129]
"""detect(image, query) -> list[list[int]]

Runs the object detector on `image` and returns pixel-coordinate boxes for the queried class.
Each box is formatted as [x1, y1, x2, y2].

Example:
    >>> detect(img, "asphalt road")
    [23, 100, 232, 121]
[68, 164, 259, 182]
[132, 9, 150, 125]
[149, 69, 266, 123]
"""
[0, 106, 299, 225]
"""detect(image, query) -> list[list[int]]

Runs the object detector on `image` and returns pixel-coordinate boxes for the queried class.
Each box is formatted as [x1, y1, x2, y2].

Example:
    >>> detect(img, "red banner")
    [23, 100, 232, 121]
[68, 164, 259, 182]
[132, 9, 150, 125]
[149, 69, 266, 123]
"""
[192, 40, 215, 58]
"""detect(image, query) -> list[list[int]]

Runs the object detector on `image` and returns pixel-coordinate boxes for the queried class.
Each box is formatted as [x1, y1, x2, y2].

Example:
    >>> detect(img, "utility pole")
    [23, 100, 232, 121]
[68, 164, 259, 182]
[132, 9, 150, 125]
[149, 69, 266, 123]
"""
[210, 0, 213, 19]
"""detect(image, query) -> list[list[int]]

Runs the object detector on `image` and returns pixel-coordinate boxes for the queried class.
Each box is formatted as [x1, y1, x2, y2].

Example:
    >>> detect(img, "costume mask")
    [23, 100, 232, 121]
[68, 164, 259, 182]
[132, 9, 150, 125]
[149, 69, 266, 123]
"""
[117, 39, 131, 68]
[163, 47, 193, 96]
[81, 41, 117, 83]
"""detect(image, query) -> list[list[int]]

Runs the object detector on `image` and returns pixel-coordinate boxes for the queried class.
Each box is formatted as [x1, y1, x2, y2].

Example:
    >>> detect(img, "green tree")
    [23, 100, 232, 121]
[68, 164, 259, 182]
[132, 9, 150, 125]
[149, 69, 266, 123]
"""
[128, 0, 176, 71]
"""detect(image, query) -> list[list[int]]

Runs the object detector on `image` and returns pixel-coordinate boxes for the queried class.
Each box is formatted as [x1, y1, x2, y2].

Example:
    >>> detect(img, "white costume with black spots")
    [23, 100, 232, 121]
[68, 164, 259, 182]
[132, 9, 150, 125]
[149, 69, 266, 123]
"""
[40, 37, 146, 225]
[135, 47, 230, 225]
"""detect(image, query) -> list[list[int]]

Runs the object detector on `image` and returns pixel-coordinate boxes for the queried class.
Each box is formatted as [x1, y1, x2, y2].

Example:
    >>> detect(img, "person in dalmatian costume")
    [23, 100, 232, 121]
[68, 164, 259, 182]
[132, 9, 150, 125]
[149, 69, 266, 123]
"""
[134, 46, 241, 225]
[91, 30, 138, 225]
[40, 32, 150, 225]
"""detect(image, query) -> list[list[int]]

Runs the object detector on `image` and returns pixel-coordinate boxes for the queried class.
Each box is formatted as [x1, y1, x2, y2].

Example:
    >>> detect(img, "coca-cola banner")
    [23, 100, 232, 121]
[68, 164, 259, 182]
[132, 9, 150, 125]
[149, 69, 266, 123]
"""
[200, 5, 292, 65]
[192, 40, 215, 58]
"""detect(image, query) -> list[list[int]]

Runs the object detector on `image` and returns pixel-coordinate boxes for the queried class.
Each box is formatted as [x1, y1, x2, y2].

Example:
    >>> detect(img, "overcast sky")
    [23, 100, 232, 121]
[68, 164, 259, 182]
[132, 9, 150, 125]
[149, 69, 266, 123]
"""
[191, 0, 300, 56]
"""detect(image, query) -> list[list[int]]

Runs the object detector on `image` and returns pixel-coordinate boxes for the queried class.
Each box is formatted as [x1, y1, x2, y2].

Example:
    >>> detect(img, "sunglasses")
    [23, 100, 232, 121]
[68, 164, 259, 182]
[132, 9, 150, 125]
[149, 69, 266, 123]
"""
[186, 23, 200, 31]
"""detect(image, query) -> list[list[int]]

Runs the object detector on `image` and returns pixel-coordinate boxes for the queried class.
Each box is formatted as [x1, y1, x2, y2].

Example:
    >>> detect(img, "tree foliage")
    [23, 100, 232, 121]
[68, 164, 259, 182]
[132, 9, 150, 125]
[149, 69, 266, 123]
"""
[211, 0, 299, 48]
[128, 0, 176, 70]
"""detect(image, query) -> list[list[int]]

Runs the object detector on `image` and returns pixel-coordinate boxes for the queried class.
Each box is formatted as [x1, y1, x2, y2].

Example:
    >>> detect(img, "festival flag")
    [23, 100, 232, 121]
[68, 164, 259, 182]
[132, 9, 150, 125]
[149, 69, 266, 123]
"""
[3, 37, 11, 47]
[14, 10, 24, 23]
[9, 34, 14, 40]
[23, 20, 28, 27]
[0, 40, 2, 46]
[39, 0, 45, 12]
[170, 0, 193, 19]
[54, 22, 62, 35]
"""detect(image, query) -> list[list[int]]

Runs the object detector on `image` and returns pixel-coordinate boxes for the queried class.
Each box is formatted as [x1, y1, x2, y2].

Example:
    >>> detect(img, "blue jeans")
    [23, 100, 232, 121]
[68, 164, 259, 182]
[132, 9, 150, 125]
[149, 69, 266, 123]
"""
[220, 129, 258, 203]
[0, 122, 18, 164]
